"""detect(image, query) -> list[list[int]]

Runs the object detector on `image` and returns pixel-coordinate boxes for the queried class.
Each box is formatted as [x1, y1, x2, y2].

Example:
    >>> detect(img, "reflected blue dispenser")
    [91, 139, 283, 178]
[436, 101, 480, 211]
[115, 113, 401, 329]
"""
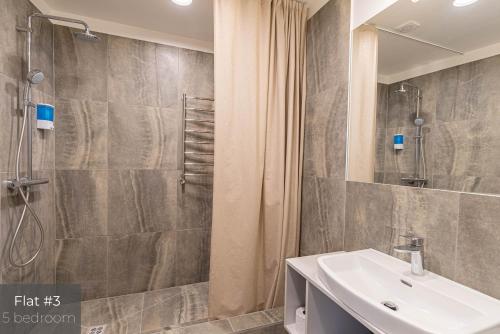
[393, 133, 404, 150]
[36, 103, 55, 130]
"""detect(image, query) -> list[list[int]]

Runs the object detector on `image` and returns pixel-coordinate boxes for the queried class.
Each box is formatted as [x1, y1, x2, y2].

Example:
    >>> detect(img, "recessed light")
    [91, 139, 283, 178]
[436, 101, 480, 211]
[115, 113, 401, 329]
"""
[453, 0, 479, 7]
[171, 0, 192, 6]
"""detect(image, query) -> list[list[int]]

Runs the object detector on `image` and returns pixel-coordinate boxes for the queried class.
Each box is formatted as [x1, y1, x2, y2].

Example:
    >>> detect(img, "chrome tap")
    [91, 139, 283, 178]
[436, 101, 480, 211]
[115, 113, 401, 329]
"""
[394, 235, 425, 276]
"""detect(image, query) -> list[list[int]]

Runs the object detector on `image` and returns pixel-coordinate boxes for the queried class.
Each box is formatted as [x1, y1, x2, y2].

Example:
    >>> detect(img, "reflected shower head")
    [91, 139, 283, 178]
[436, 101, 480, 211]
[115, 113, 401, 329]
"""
[394, 82, 408, 94]
[73, 29, 100, 42]
[415, 117, 425, 126]
[27, 70, 44, 84]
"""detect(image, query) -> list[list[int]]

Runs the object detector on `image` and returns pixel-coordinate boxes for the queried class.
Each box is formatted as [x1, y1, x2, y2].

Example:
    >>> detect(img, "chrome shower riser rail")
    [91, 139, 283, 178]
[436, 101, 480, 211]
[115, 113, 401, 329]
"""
[7, 12, 98, 268]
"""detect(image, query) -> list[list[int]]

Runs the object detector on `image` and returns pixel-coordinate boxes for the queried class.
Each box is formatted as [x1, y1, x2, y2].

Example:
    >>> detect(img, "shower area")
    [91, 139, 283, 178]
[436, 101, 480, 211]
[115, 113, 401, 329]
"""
[0, 1, 284, 333]
[375, 80, 429, 188]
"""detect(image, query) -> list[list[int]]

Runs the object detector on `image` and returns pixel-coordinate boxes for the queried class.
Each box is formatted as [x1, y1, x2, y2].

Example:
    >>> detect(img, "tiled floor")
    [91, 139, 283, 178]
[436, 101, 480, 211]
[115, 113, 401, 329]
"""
[80, 282, 285, 334]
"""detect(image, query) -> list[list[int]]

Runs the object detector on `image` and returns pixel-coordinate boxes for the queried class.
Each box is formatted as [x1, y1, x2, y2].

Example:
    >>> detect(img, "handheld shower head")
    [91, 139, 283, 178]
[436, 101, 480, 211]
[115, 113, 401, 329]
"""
[27, 70, 44, 84]
[415, 117, 425, 126]
[73, 29, 100, 42]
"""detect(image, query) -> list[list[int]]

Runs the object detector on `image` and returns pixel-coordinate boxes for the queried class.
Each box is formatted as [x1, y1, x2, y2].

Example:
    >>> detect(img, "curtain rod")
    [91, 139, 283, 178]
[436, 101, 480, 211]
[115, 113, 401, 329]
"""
[366, 24, 464, 55]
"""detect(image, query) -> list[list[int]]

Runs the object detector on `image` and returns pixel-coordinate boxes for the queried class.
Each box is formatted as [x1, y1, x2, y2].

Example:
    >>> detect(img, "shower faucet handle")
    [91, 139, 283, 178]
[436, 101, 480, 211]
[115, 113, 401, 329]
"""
[4, 177, 49, 191]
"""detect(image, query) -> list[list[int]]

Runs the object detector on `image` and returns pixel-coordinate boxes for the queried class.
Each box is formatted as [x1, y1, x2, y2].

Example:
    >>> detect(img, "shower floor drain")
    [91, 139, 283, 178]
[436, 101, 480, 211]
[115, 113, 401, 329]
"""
[87, 325, 107, 334]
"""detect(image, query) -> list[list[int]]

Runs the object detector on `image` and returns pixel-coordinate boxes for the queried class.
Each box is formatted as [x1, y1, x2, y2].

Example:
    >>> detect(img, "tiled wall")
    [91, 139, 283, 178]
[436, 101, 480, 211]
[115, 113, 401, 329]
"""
[300, 0, 500, 301]
[53, 26, 214, 300]
[0, 0, 213, 301]
[300, 0, 350, 256]
[375, 55, 500, 195]
[0, 0, 55, 284]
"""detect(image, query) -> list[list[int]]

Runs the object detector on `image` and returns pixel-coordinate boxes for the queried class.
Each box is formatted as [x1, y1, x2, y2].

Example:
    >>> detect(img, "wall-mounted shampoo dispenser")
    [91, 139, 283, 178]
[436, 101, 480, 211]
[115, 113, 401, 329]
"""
[36, 103, 55, 130]
[393, 133, 404, 150]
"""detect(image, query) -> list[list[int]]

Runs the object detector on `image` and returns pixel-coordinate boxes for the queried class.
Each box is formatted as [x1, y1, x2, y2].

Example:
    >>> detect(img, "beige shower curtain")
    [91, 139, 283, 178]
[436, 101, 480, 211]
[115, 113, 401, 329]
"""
[347, 25, 379, 182]
[209, 0, 307, 319]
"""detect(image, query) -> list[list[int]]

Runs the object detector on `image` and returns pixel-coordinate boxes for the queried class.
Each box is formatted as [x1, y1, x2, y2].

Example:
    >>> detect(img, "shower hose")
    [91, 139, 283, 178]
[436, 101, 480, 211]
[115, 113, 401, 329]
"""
[9, 82, 45, 268]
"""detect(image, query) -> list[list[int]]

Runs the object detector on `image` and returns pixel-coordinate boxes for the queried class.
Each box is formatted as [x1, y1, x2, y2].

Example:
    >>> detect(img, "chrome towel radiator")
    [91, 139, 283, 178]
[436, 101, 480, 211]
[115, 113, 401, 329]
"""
[180, 94, 215, 185]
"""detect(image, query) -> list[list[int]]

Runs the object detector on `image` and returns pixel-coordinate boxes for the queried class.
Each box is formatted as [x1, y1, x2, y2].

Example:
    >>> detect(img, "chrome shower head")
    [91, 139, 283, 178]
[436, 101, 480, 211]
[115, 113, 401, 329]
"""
[394, 82, 407, 94]
[27, 70, 44, 84]
[73, 29, 100, 42]
[415, 117, 425, 126]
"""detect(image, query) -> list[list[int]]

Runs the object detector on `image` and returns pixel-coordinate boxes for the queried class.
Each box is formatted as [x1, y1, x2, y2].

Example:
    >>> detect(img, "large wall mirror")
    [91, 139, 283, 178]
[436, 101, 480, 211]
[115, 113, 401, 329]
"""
[347, 0, 500, 195]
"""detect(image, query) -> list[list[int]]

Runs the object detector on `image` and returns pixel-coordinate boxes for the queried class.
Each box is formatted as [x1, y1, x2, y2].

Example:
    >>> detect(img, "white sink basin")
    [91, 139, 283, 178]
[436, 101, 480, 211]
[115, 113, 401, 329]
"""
[317, 249, 500, 334]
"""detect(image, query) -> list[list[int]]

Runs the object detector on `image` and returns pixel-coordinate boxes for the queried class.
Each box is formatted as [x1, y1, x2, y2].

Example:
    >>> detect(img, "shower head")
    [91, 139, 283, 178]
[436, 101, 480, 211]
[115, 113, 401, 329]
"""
[415, 117, 425, 126]
[73, 29, 100, 42]
[394, 82, 408, 94]
[27, 70, 44, 84]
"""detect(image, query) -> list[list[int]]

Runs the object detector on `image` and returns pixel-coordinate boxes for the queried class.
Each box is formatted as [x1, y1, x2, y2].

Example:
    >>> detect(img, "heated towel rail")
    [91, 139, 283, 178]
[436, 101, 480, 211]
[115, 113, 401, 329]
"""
[180, 93, 215, 185]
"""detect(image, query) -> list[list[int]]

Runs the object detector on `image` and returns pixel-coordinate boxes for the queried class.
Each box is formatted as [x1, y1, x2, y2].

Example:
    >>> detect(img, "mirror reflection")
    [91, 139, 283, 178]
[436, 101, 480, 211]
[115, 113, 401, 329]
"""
[350, 0, 500, 195]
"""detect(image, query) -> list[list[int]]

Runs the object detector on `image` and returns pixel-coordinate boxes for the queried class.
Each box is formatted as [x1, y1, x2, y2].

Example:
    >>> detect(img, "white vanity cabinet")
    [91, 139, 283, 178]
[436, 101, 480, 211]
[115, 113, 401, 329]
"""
[284, 253, 382, 334]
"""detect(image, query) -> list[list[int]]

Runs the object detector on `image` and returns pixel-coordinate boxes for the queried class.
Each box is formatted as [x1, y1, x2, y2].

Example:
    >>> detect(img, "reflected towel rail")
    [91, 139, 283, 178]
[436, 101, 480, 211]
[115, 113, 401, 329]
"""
[186, 96, 214, 101]
[185, 107, 215, 112]
[184, 130, 214, 134]
[180, 93, 215, 185]
[185, 119, 214, 123]
[184, 162, 214, 166]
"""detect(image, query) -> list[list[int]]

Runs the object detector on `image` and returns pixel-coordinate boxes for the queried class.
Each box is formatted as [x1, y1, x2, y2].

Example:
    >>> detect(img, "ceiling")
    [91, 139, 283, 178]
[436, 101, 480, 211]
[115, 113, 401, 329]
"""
[369, 0, 500, 83]
[33, 0, 329, 53]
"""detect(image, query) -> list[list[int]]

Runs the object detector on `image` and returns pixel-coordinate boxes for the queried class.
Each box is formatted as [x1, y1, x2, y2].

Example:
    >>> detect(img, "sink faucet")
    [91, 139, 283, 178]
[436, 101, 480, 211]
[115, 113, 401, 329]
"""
[394, 235, 425, 276]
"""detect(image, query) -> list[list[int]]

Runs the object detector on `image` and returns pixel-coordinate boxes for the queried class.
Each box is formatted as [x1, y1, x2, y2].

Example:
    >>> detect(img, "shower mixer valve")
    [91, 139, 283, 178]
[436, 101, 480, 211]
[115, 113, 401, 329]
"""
[4, 177, 49, 191]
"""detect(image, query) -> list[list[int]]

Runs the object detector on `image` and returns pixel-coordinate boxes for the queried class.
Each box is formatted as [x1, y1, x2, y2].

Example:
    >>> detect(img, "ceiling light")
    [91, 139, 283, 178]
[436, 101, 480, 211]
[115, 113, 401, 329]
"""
[171, 0, 192, 6]
[453, 0, 479, 7]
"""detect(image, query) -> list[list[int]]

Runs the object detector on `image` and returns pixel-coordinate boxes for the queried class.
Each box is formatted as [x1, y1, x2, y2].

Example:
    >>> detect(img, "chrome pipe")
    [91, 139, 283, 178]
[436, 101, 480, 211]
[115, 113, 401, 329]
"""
[185, 107, 215, 112]
[186, 96, 215, 101]
[185, 119, 214, 123]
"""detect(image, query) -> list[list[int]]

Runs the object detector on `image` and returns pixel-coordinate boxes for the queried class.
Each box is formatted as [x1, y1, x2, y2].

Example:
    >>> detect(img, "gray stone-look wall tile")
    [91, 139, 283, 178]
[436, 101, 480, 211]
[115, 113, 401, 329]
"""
[306, 0, 350, 96]
[55, 237, 108, 300]
[178, 176, 213, 230]
[108, 36, 159, 106]
[303, 87, 347, 179]
[344, 182, 394, 253]
[107, 169, 177, 235]
[436, 55, 500, 123]
[432, 119, 500, 180]
[179, 49, 214, 99]
[55, 170, 107, 239]
[0, 73, 21, 173]
[157, 45, 180, 108]
[376, 83, 388, 129]
[300, 177, 345, 256]
[175, 229, 211, 286]
[54, 26, 108, 101]
[456, 193, 500, 299]
[0, 0, 28, 79]
[108, 232, 176, 296]
[108, 103, 177, 169]
[55, 98, 108, 169]
[29, 13, 54, 97]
